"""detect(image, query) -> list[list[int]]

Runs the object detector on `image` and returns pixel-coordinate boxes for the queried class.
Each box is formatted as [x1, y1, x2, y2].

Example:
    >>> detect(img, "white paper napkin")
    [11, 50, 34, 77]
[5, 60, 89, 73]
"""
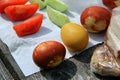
[0, 0, 106, 76]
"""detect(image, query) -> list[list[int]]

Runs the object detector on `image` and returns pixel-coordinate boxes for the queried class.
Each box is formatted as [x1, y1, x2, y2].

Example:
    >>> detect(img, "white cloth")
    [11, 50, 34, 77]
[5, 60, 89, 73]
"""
[0, 0, 105, 76]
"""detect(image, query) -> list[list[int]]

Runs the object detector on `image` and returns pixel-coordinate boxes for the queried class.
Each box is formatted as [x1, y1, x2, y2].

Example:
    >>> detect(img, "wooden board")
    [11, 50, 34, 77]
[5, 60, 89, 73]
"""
[0, 39, 120, 80]
[0, 39, 25, 80]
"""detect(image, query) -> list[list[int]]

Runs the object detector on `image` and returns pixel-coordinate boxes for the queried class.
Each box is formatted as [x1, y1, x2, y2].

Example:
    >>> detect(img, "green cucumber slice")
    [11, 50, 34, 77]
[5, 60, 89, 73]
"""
[45, 0, 68, 12]
[47, 6, 70, 28]
[29, 0, 46, 10]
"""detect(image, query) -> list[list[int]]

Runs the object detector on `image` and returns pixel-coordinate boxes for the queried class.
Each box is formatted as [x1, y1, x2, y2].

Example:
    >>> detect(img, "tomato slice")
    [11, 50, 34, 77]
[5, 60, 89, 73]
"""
[0, 0, 28, 13]
[13, 14, 43, 37]
[5, 4, 39, 21]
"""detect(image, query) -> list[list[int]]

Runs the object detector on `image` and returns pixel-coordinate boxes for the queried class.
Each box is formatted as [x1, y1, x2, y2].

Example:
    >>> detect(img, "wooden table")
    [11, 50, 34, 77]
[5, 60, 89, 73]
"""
[0, 39, 120, 80]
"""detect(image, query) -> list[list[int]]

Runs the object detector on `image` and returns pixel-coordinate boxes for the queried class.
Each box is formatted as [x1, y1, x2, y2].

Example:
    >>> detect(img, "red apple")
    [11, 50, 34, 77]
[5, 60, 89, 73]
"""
[80, 6, 111, 33]
[33, 41, 66, 69]
[102, 0, 120, 9]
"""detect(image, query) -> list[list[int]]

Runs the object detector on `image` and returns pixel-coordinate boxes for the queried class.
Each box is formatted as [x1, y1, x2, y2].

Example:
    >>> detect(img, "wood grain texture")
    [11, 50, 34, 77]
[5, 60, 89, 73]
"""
[0, 39, 120, 80]
[0, 59, 14, 80]
[0, 39, 25, 80]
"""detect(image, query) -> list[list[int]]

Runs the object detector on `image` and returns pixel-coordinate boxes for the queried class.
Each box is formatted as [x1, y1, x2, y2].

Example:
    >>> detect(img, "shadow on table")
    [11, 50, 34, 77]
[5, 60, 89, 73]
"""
[73, 42, 103, 63]
[41, 60, 77, 80]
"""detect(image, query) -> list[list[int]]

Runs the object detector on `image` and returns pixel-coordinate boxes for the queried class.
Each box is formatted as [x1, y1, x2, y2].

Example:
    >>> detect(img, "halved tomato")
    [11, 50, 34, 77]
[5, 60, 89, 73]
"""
[0, 0, 28, 13]
[5, 4, 39, 21]
[13, 14, 43, 37]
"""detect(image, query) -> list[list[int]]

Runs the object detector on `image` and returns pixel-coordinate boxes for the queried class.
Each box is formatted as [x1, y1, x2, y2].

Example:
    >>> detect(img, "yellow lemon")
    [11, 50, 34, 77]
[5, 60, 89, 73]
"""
[61, 23, 89, 53]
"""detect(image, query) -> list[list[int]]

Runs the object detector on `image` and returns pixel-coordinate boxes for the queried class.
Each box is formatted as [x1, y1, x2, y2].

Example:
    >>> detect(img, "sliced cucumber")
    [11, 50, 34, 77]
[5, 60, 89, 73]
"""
[47, 6, 70, 28]
[45, 0, 68, 12]
[29, 0, 46, 10]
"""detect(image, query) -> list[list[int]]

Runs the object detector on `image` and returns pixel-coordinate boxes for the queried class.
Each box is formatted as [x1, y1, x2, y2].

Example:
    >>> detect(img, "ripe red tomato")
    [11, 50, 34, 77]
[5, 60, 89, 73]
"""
[13, 14, 43, 37]
[0, 0, 28, 13]
[4, 4, 39, 21]
[33, 41, 66, 69]
[80, 6, 111, 33]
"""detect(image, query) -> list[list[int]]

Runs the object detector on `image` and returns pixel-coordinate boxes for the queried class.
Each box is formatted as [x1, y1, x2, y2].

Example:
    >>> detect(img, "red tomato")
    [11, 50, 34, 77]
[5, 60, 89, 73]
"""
[0, 0, 28, 13]
[13, 14, 43, 37]
[4, 4, 39, 21]
[33, 41, 66, 69]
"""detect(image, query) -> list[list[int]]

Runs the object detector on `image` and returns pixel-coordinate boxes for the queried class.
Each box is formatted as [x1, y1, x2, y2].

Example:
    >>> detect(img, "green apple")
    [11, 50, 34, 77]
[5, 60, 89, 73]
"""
[47, 6, 70, 28]
[45, 0, 68, 12]
[29, 0, 46, 10]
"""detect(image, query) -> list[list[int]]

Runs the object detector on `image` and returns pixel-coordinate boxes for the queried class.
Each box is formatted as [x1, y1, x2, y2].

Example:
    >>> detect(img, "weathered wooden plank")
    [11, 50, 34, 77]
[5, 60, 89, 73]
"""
[0, 59, 14, 80]
[0, 39, 25, 80]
